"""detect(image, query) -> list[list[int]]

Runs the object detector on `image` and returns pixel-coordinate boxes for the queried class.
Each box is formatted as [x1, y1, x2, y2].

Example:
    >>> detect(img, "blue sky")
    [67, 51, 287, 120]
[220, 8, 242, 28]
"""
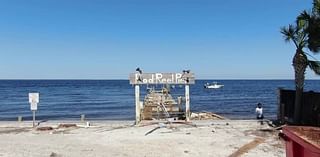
[0, 0, 318, 79]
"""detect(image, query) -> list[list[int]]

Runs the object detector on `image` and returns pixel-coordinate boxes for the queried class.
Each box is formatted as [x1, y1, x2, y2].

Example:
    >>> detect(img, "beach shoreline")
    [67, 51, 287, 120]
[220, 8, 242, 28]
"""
[0, 120, 285, 157]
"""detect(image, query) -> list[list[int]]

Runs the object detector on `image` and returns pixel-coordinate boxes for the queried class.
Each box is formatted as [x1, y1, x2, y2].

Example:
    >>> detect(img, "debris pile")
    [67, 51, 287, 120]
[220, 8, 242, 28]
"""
[190, 112, 225, 120]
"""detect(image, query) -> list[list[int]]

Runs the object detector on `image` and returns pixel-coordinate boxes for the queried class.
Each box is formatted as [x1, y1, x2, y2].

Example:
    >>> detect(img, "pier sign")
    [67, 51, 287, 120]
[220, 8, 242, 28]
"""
[130, 70, 195, 124]
[129, 72, 195, 84]
[29, 93, 39, 111]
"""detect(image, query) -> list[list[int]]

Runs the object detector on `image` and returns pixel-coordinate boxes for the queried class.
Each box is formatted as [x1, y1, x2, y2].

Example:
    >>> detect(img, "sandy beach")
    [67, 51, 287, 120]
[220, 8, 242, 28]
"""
[0, 120, 285, 157]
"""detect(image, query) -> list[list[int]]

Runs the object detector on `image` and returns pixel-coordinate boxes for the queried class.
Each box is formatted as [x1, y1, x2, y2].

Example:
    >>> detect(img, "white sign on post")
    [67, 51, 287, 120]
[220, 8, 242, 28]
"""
[30, 103, 37, 111]
[129, 72, 195, 85]
[29, 93, 39, 111]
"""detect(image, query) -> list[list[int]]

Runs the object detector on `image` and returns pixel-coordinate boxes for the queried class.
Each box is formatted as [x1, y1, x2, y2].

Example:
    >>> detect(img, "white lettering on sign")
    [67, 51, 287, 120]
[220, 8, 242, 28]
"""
[156, 73, 162, 83]
[135, 73, 186, 84]
[175, 73, 182, 83]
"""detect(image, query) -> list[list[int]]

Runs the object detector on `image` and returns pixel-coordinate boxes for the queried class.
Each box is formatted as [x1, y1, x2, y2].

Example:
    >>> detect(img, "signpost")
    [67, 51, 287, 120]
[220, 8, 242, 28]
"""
[29, 93, 39, 127]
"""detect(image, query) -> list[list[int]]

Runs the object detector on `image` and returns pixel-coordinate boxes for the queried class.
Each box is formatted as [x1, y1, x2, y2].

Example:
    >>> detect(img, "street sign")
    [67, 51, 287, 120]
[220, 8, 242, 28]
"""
[28, 93, 39, 127]
[29, 93, 39, 111]
[29, 93, 39, 104]
[30, 103, 37, 111]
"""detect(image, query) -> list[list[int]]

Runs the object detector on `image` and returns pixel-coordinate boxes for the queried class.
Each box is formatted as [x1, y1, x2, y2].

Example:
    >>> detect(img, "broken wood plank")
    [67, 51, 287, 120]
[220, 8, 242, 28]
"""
[228, 137, 265, 157]
[145, 126, 160, 136]
[57, 124, 77, 128]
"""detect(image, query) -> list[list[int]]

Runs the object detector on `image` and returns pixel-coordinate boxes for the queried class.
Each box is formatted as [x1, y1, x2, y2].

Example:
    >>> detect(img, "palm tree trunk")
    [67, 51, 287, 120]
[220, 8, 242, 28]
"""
[292, 49, 308, 124]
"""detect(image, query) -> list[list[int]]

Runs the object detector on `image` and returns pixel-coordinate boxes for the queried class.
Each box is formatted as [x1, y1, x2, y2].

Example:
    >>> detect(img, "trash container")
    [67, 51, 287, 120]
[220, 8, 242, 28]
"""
[283, 126, 320, 157]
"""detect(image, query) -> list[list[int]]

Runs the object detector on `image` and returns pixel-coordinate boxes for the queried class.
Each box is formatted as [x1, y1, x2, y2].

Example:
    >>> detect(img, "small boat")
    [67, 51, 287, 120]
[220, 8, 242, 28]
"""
[204, 82, 224, 89]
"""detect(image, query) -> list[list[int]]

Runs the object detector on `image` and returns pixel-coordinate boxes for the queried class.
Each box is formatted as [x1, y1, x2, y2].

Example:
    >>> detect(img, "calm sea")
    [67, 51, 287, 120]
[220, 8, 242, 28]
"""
[0, 80, 319, 121]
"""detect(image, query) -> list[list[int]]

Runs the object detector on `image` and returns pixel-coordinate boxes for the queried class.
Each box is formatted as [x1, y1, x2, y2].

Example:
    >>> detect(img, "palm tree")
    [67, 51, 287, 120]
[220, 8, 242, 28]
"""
[280, 0, 320, 124]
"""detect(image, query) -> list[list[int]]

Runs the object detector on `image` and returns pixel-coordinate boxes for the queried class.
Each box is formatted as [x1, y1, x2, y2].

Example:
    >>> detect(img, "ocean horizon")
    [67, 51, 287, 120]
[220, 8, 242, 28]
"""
[0, 79, 319, 121]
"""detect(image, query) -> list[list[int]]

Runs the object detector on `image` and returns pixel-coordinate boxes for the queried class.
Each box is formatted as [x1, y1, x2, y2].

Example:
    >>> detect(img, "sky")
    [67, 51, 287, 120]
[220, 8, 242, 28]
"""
[0, 0, 318, 79]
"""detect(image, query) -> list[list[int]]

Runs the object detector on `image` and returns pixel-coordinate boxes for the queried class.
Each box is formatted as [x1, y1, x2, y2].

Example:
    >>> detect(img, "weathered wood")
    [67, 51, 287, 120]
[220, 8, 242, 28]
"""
[18, 116, 22, 122]
[278, 89, 320, 126]
[36, 126, 54, 131]
[281, 103, 285, 123]
[185, 85, 190, 121]
[277, 88, 281, 121]
[58, 124, 77, 128]
[80, 114, 85, 122]
[135, 85, 140, 124]
[141, 88, 183, 120]
[131, 71, 195, 124]
[145, 126, 161, 136]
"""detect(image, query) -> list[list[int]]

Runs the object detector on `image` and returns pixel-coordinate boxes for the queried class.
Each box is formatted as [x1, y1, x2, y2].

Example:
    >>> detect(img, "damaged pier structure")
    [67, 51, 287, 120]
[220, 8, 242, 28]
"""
[129, 70, 195, 124]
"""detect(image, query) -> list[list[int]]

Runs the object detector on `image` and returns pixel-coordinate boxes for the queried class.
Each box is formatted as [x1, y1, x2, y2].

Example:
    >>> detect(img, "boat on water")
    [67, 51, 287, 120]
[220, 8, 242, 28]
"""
[204, 82, 224, 89]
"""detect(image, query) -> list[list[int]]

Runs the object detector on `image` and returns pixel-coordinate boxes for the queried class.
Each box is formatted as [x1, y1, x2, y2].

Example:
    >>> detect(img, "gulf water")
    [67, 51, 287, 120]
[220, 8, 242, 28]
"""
[0, 80, 319, 121]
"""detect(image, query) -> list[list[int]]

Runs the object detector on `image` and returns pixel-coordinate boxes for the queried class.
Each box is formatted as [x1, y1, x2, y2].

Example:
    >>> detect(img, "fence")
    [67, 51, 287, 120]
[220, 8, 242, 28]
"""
[278, 88, 320, 126]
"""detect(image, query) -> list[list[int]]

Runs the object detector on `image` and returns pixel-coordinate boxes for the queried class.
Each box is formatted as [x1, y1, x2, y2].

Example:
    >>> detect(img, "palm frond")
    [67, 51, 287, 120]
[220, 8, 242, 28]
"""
[281, 25, 298, 42]
[313, 0, 320, 16]
[280, 24, 306, 49]
[297, 10, 310, 29]
[308, 60, 320, 74]
[307, 17, 320, 52]
[308, 34, 320, 52]
[298, 11, 311, 20]
[280, 26, 292, 42]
